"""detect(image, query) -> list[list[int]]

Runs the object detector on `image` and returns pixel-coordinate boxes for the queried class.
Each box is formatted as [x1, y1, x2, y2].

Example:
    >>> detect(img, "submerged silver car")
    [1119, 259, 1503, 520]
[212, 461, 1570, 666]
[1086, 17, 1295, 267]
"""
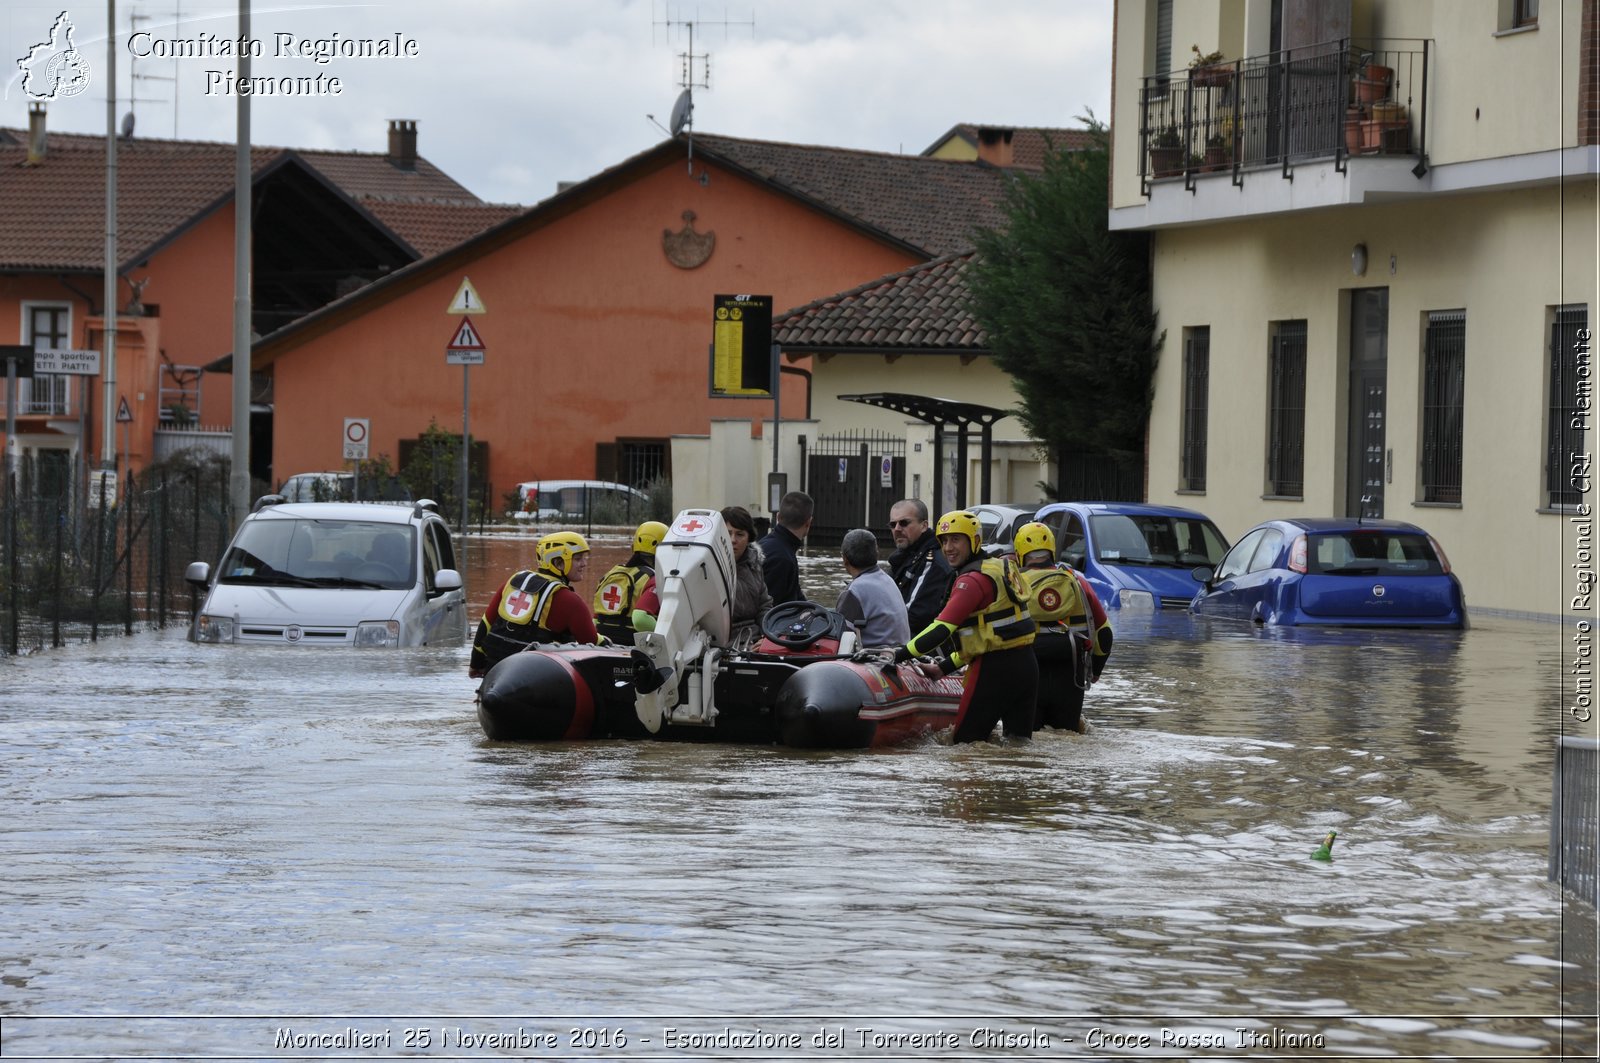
[185, 498, 466, 647]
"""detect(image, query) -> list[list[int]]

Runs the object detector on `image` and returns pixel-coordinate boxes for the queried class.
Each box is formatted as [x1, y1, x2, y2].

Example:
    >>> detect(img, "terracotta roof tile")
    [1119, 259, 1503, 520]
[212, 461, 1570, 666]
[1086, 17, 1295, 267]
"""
[0, 128, 509, 270]
[691, 134, 1014, 257]
[773, 251, 986, 353]
[358, 197, 524, 257]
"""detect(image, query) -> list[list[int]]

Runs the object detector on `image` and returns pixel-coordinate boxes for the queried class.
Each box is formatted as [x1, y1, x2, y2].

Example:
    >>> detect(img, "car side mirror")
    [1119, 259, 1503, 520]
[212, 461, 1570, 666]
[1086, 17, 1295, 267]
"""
[432, 569, 463, 593]
[185, 561, 211, 589]
[1064, 552, 1085, 569]
[1191, 565, 1214, 587]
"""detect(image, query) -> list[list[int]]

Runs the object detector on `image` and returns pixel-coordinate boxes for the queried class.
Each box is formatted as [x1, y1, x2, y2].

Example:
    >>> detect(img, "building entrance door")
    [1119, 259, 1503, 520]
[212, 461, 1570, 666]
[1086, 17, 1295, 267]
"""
[1346, 287, 1389, 518]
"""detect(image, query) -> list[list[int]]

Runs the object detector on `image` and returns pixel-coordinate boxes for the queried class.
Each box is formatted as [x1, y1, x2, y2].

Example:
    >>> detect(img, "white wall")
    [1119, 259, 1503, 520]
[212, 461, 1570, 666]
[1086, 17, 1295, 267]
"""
[1143, 182, 1597, 616]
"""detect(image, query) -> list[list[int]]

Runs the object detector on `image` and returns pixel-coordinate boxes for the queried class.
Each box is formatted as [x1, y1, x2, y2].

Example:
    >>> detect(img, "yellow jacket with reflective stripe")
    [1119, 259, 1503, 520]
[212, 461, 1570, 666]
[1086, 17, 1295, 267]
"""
[953, 556, 1036, 659]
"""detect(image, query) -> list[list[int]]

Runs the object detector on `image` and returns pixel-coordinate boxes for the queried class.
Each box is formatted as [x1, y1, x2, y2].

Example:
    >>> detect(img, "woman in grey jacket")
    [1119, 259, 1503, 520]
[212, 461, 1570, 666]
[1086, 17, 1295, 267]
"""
[722, 506, 774, 636]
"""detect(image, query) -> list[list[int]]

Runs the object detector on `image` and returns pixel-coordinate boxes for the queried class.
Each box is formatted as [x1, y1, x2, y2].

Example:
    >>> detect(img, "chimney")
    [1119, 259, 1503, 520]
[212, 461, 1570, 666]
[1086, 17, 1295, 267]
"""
[975, 126, 1015, 168]
[386, 119, 417, 170]
[26, 102, 46, 165]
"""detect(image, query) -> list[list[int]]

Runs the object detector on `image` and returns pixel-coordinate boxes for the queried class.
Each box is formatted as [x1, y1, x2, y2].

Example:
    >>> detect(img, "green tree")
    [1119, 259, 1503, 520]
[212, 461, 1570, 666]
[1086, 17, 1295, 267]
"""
[967, 117, 1161, 495]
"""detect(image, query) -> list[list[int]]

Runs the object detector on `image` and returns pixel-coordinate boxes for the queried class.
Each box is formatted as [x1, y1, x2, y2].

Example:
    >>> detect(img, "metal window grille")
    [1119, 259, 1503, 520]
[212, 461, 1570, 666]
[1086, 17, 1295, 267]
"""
[618, 440, 667, 488]
[1268, 321, 1307, 496]
[1550, 736, 1598, 908]
[1548, 306, 1589, 508]
[24, 305, 70, 416]
[1181, 329, 1210, 492]
[1420, 310, 1466, 504]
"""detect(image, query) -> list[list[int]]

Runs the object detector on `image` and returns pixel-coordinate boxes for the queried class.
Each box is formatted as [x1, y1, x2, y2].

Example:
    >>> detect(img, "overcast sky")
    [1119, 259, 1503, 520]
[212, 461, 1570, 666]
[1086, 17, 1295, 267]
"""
[4, 0, 1113, 206]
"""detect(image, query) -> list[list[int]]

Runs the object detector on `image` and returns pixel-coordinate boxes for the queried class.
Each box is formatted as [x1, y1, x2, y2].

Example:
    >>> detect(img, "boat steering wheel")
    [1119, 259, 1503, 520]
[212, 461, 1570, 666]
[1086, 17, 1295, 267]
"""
[759, 601, 847, 650]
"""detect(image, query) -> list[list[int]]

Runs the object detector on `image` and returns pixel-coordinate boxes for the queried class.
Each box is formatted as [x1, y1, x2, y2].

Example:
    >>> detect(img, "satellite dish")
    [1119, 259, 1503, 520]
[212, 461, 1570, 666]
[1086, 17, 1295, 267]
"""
[668, 89, 693, 137]
[120, 110, 135, 138]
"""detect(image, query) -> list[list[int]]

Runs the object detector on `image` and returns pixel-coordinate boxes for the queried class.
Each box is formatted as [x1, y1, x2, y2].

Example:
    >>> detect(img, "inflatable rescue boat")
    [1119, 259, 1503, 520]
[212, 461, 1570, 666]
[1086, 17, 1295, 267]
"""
[476, 510, 966, 748]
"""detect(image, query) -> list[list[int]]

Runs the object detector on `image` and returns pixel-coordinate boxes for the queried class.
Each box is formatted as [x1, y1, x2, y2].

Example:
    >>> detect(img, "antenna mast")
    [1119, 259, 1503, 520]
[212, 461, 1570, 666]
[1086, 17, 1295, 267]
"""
[652, 6, 754, 174]
[129, 0, 182, 136]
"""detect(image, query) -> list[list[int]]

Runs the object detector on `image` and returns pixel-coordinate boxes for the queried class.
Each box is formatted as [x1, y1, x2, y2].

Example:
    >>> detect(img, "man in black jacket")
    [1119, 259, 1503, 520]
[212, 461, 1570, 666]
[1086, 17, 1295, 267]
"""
[758, 490, 813, 605]
[886, 497, 954, 633]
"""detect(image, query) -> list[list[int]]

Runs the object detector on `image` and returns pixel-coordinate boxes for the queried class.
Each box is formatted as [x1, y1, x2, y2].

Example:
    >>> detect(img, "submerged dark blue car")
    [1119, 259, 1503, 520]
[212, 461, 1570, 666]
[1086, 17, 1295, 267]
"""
[1190, 517, 1467, 628]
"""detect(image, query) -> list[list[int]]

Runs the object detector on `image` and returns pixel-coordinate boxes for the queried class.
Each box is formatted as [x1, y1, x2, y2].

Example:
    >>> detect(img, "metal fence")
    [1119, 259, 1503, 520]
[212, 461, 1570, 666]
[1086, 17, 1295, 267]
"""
[1550, 736, 1599, 908]
[805, 431, 906, 547]
[0, 458, 236, 655]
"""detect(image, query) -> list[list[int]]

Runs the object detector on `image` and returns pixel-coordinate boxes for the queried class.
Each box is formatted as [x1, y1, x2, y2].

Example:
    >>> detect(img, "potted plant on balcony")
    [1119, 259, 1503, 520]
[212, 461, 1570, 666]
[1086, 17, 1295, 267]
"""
[1189, 45, 1231, 88]
[1149, 126, 1183, 177]
[1353, 54, 1393, 105]
[1364, 100, 1409, 153]
[1203, 133, 1231, 171]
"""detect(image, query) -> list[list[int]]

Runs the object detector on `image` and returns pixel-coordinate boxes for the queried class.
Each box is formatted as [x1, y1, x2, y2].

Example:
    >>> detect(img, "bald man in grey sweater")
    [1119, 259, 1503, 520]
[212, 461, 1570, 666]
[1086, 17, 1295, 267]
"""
[836, 528, 911, 648]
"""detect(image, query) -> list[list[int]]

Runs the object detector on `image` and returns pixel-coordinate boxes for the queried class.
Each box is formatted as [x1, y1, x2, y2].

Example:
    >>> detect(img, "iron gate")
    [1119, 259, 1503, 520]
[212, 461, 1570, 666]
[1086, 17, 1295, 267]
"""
[806, 431, 905, 547]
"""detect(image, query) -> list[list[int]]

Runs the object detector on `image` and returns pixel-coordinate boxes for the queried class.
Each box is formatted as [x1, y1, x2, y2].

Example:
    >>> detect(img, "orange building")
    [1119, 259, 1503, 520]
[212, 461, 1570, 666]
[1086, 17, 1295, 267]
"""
[0, 109, 515, 503]
[249, 133, 1015, 507]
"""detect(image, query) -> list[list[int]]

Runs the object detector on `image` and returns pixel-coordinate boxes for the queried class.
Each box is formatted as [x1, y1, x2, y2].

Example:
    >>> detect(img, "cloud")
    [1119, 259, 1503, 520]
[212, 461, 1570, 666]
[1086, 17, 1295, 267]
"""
[3, 0, 1112, 205]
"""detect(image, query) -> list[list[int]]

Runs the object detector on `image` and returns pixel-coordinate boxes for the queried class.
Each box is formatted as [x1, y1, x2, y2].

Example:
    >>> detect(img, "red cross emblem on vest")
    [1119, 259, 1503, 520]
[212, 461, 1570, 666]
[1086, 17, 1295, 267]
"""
[679, 518, 705, 533]
[506, 588, 533, 616]
[601, 583, 624, 611]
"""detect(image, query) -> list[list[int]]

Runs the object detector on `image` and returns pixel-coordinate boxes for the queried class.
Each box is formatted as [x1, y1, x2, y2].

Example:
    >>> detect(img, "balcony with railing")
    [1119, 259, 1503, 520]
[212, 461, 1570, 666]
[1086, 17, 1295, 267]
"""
[0, 374, 78, 419]
[1139, 38, 1430, 194]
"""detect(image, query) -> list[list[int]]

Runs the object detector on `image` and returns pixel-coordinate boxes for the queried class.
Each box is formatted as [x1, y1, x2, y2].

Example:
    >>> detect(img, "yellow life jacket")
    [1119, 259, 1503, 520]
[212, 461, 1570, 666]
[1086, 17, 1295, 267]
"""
[592, 562, 652, 641]
[953, 556, 1036, 659]
[493, 569, 567, 636]
[1021, 565, 1087, 629]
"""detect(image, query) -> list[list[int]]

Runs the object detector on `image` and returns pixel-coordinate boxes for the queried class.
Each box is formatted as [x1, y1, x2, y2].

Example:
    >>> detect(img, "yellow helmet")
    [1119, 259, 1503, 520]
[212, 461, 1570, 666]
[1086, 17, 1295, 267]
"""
[632, 520, 669, 556]
[1014, 521, 1055, 561]
[934, 510, 981, 553]
[537, 530, 590, 578]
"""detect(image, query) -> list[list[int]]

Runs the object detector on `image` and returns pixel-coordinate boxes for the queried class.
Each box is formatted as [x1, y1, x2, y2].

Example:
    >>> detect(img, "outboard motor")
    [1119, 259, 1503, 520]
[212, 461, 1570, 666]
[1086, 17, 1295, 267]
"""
[633, 509, 737, 732]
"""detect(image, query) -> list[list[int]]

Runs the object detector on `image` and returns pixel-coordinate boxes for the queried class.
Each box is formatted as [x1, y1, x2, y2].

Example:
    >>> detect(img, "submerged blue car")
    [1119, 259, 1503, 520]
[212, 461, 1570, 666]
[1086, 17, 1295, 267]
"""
[1032, 501, 1231, 610]
[1189, 517, 1467, 628]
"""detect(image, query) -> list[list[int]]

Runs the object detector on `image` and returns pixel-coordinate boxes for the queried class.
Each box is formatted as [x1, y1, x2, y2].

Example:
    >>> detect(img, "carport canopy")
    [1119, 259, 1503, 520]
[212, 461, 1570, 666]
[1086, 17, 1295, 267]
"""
[838, 392, 1009, 511]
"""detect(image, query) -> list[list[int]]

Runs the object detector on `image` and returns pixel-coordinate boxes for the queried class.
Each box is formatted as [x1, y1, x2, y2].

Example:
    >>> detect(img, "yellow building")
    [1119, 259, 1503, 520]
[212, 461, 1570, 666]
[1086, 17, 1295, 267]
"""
[1110, 0, 1597, 618]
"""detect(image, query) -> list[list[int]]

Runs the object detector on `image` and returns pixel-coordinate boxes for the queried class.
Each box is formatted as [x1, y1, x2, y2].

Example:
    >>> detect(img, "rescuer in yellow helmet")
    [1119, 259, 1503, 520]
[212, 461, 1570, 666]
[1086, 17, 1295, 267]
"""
[1013, 521, 1112, 733]
[592, 520, 669, 643]
[469, 530, 599, 677]
[883, 510, 1038, 742]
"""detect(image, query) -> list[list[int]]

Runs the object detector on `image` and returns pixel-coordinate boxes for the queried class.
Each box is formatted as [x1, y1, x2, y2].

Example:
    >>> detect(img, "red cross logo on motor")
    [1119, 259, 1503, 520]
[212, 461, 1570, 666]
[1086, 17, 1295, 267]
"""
[678, 518, 705, 533]
[601, 583, 624, 611]
[506, 589, 533, 616]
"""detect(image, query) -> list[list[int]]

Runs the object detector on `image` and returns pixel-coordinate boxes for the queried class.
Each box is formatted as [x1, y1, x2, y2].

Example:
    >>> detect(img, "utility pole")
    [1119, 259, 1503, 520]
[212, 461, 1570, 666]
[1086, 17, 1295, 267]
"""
[230, 0, 252, 526]
[99, 0, 119, 501]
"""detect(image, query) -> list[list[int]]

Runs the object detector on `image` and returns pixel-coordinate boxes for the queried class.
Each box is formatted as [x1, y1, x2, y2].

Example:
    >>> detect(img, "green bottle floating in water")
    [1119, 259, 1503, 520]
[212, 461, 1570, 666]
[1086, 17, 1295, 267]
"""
[1311, 830, 1338, 861]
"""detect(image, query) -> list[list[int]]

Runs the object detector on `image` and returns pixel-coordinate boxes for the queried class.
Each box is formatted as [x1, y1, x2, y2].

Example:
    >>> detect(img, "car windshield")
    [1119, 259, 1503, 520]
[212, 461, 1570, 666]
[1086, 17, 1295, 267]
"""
[1306, 531, 1444, 576]
[218, 519, 416, 590]
[1089, 514, 1229, 567]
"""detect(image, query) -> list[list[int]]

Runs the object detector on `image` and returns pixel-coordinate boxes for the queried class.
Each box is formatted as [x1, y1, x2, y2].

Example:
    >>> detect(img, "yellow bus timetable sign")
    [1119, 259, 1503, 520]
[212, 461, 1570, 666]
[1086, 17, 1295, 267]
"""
[710, 293, 774, 397]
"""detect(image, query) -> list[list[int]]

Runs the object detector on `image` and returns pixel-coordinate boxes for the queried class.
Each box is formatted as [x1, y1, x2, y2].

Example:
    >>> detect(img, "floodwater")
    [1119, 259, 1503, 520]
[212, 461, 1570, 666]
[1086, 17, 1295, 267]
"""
[1, 530, 1596, 1060]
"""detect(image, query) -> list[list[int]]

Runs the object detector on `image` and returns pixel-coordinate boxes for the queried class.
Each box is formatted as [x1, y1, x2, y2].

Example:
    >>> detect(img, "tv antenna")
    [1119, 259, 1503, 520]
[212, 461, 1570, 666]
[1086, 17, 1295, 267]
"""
[129, 0, 184, 137]
[651, 6, 754, 176]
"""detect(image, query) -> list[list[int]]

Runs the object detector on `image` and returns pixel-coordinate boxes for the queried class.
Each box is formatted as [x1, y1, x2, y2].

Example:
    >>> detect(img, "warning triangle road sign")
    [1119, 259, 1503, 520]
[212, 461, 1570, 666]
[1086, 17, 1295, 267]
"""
[116, 396, 133, 422]
[447, 277, 486, 315]
[447, 318, 485, 350]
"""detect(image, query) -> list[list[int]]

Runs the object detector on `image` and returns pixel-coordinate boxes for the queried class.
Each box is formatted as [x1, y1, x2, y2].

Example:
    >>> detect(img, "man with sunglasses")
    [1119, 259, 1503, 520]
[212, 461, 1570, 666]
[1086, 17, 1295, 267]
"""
[886, 498, 954, 632]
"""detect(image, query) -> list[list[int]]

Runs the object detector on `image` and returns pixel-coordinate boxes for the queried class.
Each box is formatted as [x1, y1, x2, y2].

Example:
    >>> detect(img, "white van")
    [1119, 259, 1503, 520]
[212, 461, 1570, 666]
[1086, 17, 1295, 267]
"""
[278, 471, 411, 504]
[512, 479, 650, 521]
[185, 498, 465, 647]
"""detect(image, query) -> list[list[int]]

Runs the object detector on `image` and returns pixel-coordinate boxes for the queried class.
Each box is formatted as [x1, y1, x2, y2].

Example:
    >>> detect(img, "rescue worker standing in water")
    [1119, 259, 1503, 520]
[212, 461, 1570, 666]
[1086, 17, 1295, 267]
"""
[469, 530, 599, 677]
[1014, 521, 1113, 732]
[591, 520, 668, 644]
[885, 510, 1038, 742]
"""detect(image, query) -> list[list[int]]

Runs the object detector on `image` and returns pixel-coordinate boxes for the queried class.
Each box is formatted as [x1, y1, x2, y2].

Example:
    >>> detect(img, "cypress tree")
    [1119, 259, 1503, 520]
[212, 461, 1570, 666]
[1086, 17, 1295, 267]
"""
[967, 117, 1161, 498]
